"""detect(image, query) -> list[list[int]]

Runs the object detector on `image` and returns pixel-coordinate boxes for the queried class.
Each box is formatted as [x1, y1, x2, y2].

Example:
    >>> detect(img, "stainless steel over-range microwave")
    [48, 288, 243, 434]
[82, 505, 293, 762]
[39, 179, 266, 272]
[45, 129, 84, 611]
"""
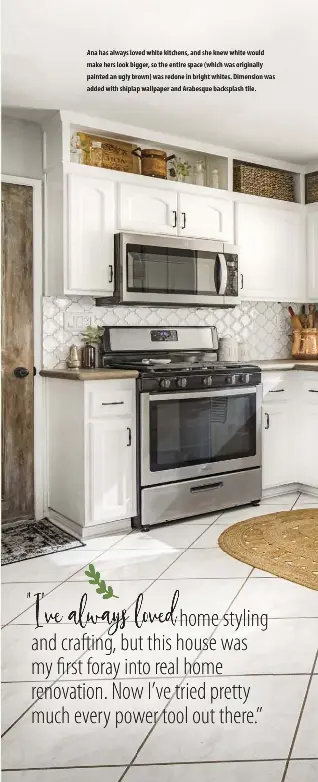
[95, 233, 240, 307]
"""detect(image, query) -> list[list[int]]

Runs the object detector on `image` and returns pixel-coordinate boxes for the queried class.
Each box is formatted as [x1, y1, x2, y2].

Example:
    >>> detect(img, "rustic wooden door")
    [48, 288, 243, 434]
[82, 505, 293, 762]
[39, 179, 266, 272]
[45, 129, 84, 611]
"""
[1, 183, 34, 522]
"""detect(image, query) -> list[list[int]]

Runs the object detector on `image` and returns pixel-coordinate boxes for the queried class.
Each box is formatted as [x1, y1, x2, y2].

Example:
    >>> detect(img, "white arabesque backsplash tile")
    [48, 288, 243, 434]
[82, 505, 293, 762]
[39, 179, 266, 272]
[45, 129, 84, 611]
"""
[42, 297, 295, 368]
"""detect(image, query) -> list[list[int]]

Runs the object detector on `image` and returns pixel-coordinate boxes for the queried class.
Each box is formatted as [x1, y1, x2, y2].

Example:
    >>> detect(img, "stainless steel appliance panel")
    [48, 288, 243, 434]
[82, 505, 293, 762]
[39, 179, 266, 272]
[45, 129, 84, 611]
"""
[140, 386, 262, 487]
[115, 233, 238, 306]
[104, 326, 218, 353]
[141, 468, 262, 527]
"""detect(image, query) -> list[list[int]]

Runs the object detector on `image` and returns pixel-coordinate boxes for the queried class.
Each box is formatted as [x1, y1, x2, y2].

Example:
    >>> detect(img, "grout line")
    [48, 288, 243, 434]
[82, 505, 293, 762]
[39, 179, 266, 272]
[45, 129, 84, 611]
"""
[9, 757, 318, 772]
[3, 672, 317, 685]
[2, 492, 314, 754]
[7, 615, 318, 626]
[1, 524, 207, 738]
[1, 532, 136, 629]
[0, 758, 293, 772]
[280, 648, 318, 782]
[117, 569, 255, 780]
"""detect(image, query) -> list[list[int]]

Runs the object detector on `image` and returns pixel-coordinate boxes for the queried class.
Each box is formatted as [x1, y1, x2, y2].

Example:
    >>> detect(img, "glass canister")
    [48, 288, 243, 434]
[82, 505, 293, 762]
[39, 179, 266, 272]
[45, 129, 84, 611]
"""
[82, 344, 96, 368]
[194, 160, 205, 186]
[292, 329, 318, 359]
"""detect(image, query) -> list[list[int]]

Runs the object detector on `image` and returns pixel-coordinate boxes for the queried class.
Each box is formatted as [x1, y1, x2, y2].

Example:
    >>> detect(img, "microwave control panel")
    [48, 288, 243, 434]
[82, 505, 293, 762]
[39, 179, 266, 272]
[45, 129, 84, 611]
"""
[224, 255, 238, 297]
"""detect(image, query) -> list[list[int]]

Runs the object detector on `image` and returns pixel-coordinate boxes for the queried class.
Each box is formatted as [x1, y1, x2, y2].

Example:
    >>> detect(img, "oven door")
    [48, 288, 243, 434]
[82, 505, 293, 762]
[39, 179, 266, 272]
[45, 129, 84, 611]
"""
[140, 386, 262, 487]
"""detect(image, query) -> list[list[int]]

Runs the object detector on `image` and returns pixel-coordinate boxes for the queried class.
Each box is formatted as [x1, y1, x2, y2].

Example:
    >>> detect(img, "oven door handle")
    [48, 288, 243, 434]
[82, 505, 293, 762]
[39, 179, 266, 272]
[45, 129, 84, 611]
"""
[218, 254, 228, 296]
[190, 481, 224, 494]
[145, 387, 258, 402]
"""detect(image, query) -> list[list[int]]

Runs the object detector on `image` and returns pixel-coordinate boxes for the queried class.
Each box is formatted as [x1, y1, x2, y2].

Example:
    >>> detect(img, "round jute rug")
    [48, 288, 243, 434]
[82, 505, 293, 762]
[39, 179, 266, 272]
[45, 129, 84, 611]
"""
[218, 508, 318, 590]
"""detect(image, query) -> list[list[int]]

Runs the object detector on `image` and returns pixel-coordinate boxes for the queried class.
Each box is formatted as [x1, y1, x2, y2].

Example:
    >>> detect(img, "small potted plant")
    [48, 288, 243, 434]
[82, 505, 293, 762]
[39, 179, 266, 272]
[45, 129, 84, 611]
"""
[81, 325, 104, 369]
[169, 157, 192, 183]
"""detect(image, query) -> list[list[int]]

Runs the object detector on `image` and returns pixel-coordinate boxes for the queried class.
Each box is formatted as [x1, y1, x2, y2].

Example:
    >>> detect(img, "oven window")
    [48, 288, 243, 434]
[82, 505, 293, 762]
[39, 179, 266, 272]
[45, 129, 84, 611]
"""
[126, 244, 218, 296]
[149, 394, 256, 471]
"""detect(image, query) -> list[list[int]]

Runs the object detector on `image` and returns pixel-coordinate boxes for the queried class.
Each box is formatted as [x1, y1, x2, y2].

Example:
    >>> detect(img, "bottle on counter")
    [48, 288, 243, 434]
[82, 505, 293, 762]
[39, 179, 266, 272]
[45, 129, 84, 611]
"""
[82, 344, 96, 369]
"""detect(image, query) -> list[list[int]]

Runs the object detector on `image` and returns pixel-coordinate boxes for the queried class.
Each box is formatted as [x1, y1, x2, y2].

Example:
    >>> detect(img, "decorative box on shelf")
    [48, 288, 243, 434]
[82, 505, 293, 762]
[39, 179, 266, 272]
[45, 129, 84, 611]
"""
[305, 172, 318, 204]
[233, 160, 295, 202]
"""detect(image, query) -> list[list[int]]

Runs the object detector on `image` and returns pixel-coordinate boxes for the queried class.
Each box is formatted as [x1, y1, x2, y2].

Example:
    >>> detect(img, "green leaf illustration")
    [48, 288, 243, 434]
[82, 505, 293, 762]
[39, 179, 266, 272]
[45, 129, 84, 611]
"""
[85, 563, 118, 599]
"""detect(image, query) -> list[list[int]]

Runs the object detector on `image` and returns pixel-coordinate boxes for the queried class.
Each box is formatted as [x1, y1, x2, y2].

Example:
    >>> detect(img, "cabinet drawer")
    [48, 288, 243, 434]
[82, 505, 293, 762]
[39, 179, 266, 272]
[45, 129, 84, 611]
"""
[299, 375, 318, 402]
[88, 388, 133, 418]
[262, 372, 290, 402]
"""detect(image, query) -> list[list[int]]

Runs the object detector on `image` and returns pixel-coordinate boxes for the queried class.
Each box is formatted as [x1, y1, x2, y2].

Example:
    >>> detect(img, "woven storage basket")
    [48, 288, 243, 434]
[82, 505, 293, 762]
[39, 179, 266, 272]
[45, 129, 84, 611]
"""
[233, 161, 294, 202]
[305, 172, 318, 204]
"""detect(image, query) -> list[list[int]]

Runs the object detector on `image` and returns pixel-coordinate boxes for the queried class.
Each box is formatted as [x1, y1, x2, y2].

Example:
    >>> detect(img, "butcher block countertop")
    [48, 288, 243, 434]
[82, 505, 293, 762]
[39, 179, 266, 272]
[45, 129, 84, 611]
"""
[251, 360, 318, 371]
[40, 368, 139, 380]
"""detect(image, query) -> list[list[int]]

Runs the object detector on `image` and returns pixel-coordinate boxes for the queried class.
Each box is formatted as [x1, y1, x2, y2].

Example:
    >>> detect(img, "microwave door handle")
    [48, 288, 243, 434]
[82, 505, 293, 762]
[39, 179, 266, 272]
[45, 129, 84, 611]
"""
[218, 253, 228, 295]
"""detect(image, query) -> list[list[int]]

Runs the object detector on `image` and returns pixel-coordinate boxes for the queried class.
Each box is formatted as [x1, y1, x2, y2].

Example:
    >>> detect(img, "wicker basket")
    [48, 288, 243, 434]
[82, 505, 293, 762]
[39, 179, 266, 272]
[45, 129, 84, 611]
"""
[233, 161, 294, 202]
[305, 172, 318, 204]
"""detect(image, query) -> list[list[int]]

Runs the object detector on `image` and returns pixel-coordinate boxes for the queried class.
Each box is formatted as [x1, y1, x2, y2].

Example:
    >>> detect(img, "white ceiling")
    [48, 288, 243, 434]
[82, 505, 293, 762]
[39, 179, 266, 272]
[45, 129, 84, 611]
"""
[2, 0, 318, 164]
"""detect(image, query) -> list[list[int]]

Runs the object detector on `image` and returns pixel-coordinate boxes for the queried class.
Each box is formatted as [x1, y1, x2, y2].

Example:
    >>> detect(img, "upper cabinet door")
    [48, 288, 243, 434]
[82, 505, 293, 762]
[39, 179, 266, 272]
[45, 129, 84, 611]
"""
[67, 174, 115, 294]
[178, 193, 234, 241]
[307, 209, 318, 301]
[236, 201, 306, 302]
[119, 183, 178, 235]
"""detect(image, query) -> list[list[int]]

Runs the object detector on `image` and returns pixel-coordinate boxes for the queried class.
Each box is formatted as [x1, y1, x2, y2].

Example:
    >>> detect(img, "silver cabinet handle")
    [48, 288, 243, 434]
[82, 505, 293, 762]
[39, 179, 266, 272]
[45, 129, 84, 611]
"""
[181, 212, 186, 229]
[269, 389, 285, 393]
[190, 481, 223, 494]
[108, 265, 113, 284]
[127, 427, 132, 447]
[218, 253, 228, 296]
[265, 413, 270, 429]
[240, 273, 244, 290]
[172, 210, 177, 228]
[101, 401, 124, 406]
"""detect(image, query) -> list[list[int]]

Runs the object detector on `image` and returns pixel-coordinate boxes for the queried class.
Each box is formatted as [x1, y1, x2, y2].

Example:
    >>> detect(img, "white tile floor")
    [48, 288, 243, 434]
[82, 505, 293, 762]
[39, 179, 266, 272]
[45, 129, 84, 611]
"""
[1, 491, 318, 781]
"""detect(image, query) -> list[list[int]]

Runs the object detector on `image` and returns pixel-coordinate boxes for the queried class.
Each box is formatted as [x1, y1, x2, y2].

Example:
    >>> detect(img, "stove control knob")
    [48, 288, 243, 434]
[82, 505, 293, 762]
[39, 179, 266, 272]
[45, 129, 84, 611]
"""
[159, 378, 171, 389]
[176, 377, 187, 388]
[238, 374, 246, 383]
[226, 375, 235, 385]
[202, 376, 213, 387]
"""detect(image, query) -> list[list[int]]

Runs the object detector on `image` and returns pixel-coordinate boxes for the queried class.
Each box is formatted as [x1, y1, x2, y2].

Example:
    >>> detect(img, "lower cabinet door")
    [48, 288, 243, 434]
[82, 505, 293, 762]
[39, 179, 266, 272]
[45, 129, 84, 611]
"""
[262, 403, 291, 490]
[88, 418, 135, 524]
[299, 404, 318, 489]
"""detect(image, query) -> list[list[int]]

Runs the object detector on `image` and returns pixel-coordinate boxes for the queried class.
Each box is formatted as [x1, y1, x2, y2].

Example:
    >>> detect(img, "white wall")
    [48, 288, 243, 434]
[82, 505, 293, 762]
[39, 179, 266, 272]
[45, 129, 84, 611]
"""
[1, 115, 43, 179]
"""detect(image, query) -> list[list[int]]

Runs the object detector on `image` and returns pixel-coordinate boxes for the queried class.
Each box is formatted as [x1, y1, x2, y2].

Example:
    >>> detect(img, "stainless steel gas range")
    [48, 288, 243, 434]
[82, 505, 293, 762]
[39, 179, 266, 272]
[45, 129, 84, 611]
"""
[102, 327, 262, 530]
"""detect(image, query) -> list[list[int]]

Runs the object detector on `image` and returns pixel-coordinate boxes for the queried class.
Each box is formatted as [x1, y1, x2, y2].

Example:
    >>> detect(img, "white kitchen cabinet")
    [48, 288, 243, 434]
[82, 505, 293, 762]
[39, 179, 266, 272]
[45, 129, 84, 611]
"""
[261, 370, 318, 495]
[45, 169, 115, 295]
[178, 192, 234, 241]
[88, 417, 134, 524]
[46, 378, 137, 538]
[67, 174, 115, 294]
[295, 373, 318, 490]
[118, 182, 234, 241]
[236, 200, 306, 301]
[307, 208, 318, 301]
[262, 401, 292, 490]
[118, 183, 178, 235]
